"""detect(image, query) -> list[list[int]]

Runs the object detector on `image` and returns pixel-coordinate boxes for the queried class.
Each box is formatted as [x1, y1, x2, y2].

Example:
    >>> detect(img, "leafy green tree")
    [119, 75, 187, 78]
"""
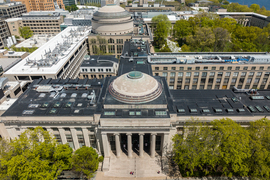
[19, 27, 33, 39]
[0, 127, 73, 180]
[65, 4, 79, 12]
[173, 19, 191, 46]
[248, 118, 270, 178]
[72, 146, 100, 179]
[250, 4, 260, 12]
[186, 27, 215, 51]
[154, 21, 169, 48]
[151, 14, 171, 34]
[160, 42, 172, 52]
[211, 118, 251, 177]
[213, 27, 231, 51]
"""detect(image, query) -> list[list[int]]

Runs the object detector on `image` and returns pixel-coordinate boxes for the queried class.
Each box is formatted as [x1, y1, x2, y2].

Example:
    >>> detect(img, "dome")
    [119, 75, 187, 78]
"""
[108, 71, 163, 104]
[92, 4, 133, 35]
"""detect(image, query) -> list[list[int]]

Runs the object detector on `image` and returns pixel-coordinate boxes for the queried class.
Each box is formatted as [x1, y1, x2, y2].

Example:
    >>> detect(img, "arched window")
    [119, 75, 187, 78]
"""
[108, 38, 114, 43]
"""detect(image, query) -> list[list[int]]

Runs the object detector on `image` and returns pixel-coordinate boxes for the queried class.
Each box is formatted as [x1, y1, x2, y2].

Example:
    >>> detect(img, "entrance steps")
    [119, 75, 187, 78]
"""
[103, 151, 166, 178]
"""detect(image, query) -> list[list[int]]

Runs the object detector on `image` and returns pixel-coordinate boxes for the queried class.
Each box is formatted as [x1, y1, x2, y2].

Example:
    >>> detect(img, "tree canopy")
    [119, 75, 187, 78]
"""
[19, 26, 33, 39]
[72, 146, 100, 179]
[172, 118, 270, 178]
[65, 4, 79, 12]
[0, 127, 73, 180]
[170, 14, 270, 52]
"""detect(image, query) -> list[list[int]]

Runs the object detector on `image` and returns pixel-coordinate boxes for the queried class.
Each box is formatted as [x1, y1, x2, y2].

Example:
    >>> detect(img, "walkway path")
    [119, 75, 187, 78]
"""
[103, 151, 166, 178]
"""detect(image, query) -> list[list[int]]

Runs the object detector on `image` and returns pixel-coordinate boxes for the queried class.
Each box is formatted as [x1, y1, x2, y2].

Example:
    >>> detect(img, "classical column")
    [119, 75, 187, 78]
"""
[114, 133, 121, 158]
[101, 132, 110, 157]
[139, 133, 144, 157]
[58, 128, 67, 144]
[162, 133, 169, 157]
[70, 128, 80, 150]
[150, 133, 157, 158]
[127, 133, 132, 158]
[82, 128, 90, 147]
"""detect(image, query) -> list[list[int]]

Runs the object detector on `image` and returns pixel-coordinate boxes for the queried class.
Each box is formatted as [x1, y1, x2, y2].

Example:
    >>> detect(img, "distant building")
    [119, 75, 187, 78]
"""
[13, 0, 65, 12]
[5, 18, 22, 37]
[63, 0, 76, 6]
[0, 20, 11, 49]
[0, 49, 28, 59]
[60, 8, 96, 31]
[209, 5, 227, 12]
[0, 2, 27, 19]
[89, 5, 153, 58]
[21, 12, 64, 35]
[125, 4, 175, 12]
[15, 34, 55, 48]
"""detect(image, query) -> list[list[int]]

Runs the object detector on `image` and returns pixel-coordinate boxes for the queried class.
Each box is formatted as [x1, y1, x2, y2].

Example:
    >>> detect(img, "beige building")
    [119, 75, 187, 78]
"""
[149, 53, 270, 90]
[89, 5, 153, 58]
[5, 18, 22, 37]
[13, 0, 65, 12]
[21, 13, 64, 35]
[0, 49, 28, 59]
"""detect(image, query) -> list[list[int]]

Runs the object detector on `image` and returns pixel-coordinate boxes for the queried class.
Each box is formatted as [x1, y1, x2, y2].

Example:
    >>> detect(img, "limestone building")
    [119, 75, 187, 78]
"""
[13, 0, 65, 12]
[0, 2, 27, 19]
[88, 4, 153, 58]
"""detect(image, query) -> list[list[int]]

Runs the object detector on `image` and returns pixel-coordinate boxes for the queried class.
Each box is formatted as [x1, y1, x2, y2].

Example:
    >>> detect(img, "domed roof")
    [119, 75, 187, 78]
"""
[93, 4, 130, 19]
[109, 71, 163, 104]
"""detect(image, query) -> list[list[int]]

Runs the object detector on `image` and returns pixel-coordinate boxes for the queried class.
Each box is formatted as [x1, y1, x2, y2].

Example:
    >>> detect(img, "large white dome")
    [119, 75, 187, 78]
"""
[92, 4, 133, 35]
[108, 71, 163, 104]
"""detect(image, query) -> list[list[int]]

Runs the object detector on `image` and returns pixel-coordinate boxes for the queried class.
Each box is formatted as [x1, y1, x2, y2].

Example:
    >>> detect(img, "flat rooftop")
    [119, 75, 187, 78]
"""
[15, 34, 55, 48]
[0, 58, 22, 72]
[171, 89, 270, 117]
[81, 55, 118, 67]
[5, 18, 22, 22]
[5, 26, 90, 76]
[1, 78, 103, 117]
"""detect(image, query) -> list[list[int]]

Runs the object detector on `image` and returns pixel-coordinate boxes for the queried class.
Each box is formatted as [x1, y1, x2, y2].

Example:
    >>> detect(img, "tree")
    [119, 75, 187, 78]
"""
[154, 21, 169, 48]
[248, 118, 270, 178]
[186, 27, 215, 51]
[0, 127, 73, 180]
[19, 27, 33, 39]
[72, 146, 100, 179]
[211, 118, 251, 177]
[65, 4, 79, 12]
[160, 42, 172, 52]
[151, 14, 171, 34]
[213, 27, 231, 51]
[250, 4, 260, 12]
[173, 19, 191, 46]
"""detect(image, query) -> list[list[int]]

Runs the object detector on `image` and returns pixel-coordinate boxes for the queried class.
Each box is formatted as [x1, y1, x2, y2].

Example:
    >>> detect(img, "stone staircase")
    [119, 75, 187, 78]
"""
[103, 151, 166, 178]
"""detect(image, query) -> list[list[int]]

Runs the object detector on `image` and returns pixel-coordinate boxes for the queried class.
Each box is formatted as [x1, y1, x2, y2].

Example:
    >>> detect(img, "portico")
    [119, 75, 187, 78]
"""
[101, 130, 170, 159]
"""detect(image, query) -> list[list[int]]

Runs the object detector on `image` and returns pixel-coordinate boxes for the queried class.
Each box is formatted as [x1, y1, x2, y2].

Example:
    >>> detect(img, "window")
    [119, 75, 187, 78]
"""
[185, 79, 190, 83]
[89, 135, 96, 148]
[233, 72, 238, 77]
[77, 135, 85, 147]
[209, 72, 215, 76]
[231, 78, 237, 83]
[116, 39, 123, 44]
[254, 78, 260, 83]
[155, 67, 159, 70]
[249, 72, 254, 76]
[188, 67, 192, 70]
[170, 72, 175, 77]
[212, 67, 216, 70]
[155, 111, 167, 116]
[162, 72, 167, 77]
[241, 72, 246, 76]
[217, 72, 223, 77]
[196, 67, 200, 70]
[216, 78, 221, 83]
[257, 72, 262, 76]
[202, 72, 207, 77]
[225, 72, 231, 77]
[186, 72, 191, 77]
[243, 67, 248, 70]
[108, 38, 114, 43]
[260, 66, 264, 70]
[193, 78, 198, 83]
[246, 78, 252, 83]
[22, 110, 34, 115]
[194, 72, 199, 77]
[179, 67, 184, 70]
[178, 72, 183, 77]
[163, 67, 167, 70]
[236, 67, 240, 70]
[104, 111, 115, 115]
[251, 67, 256, 70]
[171, 67, 176, 70]
[117, 45, 123, 54]
[204, 67, 208, 70]
[66, 134, 74, 149]
[228, 67, 232, 70]
[108, 45, 115, 53]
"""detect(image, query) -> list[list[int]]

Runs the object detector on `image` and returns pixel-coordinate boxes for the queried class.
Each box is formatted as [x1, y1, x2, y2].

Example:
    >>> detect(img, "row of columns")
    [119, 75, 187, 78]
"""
[113, 133, 157, 158]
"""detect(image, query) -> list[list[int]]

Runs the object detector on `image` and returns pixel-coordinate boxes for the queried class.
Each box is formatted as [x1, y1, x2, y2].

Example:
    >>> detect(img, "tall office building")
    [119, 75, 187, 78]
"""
[13, 0, 65, 12]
